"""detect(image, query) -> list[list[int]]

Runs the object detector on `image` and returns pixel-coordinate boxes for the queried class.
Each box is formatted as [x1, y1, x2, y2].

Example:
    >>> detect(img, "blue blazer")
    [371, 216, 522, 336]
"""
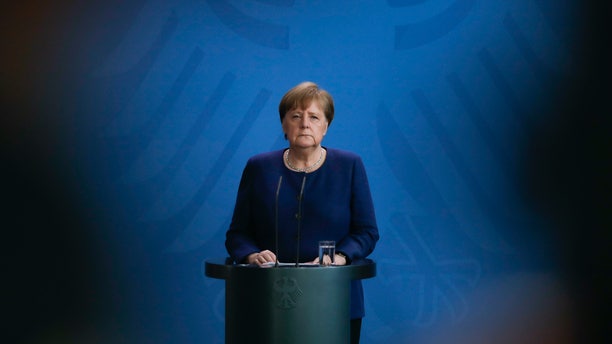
[225, 148, 379, 318]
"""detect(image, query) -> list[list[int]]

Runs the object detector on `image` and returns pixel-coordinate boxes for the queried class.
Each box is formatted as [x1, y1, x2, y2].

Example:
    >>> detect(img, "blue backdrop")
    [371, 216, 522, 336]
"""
[4, 0, 609, 343]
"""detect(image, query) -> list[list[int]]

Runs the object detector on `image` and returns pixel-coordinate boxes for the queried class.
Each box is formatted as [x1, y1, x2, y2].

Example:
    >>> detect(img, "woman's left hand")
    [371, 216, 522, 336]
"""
[311, 254, 347, 266]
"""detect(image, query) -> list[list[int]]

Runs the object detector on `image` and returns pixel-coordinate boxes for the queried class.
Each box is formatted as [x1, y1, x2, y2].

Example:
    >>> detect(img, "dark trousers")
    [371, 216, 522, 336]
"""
[350, 318, 362, 344]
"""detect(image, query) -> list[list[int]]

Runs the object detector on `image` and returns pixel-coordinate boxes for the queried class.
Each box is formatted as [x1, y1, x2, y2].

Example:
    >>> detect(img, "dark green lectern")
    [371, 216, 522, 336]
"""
[205, 258, 376, 344]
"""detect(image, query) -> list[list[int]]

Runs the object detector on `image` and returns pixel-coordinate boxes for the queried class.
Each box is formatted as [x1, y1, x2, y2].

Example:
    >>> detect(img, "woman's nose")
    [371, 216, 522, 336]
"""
[300, 116, 309, 128]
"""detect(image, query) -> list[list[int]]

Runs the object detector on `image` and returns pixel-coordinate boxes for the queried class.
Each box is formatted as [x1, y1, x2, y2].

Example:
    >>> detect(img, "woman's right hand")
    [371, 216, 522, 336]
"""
[246, 250, 277, 265]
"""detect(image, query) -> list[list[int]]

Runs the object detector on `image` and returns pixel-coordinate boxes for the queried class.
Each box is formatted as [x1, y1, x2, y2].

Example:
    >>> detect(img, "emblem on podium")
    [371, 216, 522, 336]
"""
[274, 277, 303, 309]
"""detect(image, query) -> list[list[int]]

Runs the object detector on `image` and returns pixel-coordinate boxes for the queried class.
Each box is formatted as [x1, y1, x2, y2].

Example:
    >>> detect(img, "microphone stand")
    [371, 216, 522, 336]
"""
[295, 175, 306, 267]
[274, 176, 282, 268]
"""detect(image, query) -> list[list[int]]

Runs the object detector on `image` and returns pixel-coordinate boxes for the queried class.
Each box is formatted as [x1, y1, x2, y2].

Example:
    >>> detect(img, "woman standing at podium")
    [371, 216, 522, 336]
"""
[225, 81, 379, 344]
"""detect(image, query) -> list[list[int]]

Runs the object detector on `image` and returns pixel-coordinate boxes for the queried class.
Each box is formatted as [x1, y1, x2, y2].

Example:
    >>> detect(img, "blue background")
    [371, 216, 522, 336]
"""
[3, 1, 609, 343]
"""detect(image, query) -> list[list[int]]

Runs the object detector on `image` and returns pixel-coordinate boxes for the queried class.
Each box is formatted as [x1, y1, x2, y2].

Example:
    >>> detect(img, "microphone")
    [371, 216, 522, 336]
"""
[274, 176, 283, 268]
[295, 175, 307, 267]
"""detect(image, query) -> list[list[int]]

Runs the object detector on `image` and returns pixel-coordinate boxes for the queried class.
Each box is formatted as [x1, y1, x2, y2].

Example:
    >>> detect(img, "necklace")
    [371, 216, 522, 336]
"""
[284, 148, 324, 173]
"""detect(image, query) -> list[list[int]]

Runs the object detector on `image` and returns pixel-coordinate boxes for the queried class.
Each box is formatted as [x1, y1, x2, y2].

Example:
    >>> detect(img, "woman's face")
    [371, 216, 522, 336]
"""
[282, 101, 328, 149]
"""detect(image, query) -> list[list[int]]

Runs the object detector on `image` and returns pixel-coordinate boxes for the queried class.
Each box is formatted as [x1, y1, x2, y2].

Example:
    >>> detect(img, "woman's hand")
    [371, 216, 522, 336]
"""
[311, 254, 347, 266]
[246, 250, 277, 265]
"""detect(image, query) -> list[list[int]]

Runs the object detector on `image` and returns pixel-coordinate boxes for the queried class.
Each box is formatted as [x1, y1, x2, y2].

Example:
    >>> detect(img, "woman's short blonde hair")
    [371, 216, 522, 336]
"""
[278, 81, 334, 125]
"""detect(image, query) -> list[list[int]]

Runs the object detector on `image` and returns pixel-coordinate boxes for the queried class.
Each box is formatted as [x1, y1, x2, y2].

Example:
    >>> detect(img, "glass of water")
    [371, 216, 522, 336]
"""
[318, 240, 335, 266]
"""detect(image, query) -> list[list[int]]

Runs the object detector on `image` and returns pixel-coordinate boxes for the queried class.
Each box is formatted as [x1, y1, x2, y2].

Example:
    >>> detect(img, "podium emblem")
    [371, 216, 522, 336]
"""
[273, 277, 302, 309]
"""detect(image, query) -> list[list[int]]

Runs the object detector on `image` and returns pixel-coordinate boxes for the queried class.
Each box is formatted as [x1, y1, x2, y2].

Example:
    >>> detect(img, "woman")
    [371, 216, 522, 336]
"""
[225, 81, 379, 343]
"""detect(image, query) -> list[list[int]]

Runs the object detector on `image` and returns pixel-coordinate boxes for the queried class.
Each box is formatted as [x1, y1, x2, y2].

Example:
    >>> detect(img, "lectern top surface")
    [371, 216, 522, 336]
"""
[204, 258, 376, 281]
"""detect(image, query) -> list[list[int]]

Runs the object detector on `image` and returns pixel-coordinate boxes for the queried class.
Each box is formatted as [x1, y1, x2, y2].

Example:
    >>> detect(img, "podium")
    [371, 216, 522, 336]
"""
[205, 258, 376, 344]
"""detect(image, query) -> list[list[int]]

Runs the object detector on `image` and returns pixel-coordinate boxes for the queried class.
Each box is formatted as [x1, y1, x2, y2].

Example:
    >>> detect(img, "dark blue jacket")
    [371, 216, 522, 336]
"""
[225, 147, 379, 318]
